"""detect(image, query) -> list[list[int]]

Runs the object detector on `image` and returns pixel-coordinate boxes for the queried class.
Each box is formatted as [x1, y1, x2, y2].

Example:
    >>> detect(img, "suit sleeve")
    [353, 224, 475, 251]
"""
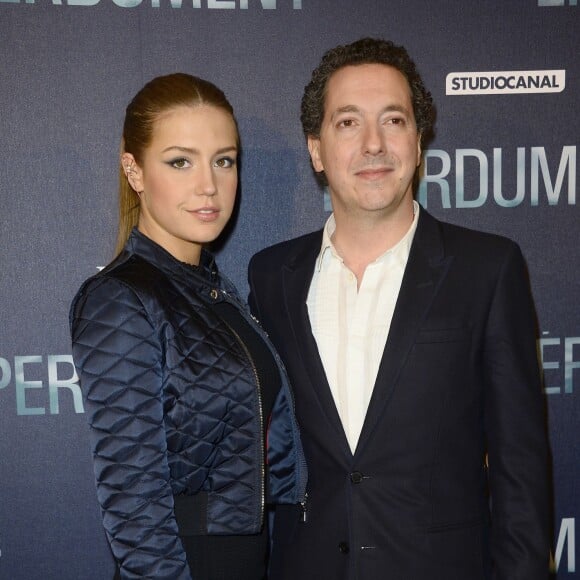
[247, 254, 264, 323]
[70, 277, 191, 580]
[483, 243, 551, 579]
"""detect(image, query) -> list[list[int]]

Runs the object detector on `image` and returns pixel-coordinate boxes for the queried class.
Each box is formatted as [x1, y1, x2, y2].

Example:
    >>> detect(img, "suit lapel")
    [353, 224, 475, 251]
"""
[281, 234, 352, 453]
[355, 210, 453, 456]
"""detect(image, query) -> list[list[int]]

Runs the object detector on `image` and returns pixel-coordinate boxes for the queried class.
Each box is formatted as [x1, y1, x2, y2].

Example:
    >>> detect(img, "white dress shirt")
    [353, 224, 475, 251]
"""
[307, 201, 420, 453]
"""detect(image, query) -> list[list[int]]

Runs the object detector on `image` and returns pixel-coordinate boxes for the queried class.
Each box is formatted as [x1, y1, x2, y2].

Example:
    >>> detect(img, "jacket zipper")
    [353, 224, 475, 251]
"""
[214, 290, 265, 531]
[212, 287, 308, 514]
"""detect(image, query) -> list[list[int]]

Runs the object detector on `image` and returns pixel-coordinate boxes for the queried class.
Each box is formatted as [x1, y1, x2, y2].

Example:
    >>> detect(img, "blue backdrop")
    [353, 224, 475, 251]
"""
[0, 1, 577, 577]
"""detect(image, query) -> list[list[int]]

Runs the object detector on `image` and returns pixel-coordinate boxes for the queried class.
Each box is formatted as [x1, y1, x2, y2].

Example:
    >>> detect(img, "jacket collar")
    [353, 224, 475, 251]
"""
[279, 209, 452, 459]
[121, 227, 221, 288]
[355, 208, 452, 456]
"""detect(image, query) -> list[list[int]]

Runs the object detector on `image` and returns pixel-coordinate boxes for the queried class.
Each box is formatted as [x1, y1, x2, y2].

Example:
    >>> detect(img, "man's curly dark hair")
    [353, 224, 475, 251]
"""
[301, 37, 434, 140]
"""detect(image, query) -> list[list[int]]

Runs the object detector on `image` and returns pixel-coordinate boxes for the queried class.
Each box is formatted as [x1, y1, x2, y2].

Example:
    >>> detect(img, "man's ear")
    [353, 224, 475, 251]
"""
[121, 152, 144, 193]
[416, 134, 422, 167]
[307, 136, 324, 173]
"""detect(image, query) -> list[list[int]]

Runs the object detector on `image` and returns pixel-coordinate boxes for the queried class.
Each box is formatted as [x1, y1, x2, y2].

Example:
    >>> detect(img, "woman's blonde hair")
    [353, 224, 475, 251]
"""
[115, 73, 238, 255]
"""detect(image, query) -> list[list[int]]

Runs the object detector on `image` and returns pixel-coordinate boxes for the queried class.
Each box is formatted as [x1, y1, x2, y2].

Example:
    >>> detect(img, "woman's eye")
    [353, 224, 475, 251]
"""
[170, 158, 189, 169]
[215, 156, 236, 169]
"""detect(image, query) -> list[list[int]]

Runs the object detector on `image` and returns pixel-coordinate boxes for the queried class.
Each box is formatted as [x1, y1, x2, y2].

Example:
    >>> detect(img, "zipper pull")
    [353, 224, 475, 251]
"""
[299, 493, 308, 523]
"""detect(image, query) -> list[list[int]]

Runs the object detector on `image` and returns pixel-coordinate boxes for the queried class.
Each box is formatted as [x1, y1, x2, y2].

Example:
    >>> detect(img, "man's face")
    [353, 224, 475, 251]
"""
[308, 64, 421, 224]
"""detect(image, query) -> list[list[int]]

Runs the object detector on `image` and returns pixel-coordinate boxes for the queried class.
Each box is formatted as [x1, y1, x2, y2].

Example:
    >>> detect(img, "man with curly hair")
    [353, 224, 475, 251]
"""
[249, 38, 550, 579]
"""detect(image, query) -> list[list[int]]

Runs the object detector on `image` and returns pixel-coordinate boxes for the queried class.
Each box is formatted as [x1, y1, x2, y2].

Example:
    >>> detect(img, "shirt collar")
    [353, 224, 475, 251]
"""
[314, 200, 421, 272]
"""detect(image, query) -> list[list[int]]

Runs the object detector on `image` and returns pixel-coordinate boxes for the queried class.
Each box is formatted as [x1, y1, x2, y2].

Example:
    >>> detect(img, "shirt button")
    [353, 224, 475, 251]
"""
[350, 471, 364, 484]
[338, 541, 349, 554]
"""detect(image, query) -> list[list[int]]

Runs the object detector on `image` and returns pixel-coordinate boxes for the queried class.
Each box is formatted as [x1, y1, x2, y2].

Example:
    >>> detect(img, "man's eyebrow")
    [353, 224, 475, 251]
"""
[329, 105, 360, 121]
[330, 104, 412, 120]
[381, 104, 412, 116]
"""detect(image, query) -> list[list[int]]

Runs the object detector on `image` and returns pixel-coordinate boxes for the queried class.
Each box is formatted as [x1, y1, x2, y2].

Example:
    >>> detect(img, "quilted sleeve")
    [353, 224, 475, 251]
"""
[70, 276, 191, 580]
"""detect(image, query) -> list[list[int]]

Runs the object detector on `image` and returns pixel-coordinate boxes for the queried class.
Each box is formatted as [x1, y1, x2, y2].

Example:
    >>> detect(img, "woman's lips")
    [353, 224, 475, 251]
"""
[188, 207, 220, 221]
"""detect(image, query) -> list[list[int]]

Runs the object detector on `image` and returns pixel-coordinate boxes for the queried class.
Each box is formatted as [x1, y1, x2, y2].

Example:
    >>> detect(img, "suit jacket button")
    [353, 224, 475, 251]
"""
[338, 541, 349, 554]
[350, 471, 364, 484]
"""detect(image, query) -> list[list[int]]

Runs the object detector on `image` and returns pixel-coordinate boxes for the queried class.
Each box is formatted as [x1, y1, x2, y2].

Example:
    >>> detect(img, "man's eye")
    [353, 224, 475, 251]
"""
[338, 119, 354, 128]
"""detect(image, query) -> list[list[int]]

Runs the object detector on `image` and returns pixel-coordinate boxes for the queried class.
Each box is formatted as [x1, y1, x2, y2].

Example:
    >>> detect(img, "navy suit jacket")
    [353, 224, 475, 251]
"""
[248, 209, 550, 580]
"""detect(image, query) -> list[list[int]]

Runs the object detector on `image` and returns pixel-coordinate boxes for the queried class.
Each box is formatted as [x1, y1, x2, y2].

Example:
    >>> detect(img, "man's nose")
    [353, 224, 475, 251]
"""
[362, 123, 384, 156]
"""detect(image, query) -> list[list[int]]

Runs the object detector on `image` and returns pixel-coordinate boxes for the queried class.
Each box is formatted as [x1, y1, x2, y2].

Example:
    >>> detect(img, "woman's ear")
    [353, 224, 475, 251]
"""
[121, 152, 144, 193]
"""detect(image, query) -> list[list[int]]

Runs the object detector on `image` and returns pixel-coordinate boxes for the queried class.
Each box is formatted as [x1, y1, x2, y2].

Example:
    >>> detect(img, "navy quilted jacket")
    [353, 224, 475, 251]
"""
[70, 229, 307, 579]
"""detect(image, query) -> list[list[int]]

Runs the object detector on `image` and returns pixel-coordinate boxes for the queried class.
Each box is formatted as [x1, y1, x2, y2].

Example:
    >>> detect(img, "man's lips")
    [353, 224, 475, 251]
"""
[355, 166, 393, 178]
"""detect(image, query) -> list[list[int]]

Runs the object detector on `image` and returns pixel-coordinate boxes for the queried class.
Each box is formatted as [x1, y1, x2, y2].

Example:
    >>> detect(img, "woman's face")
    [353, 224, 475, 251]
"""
[124, 104, 238, 265]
